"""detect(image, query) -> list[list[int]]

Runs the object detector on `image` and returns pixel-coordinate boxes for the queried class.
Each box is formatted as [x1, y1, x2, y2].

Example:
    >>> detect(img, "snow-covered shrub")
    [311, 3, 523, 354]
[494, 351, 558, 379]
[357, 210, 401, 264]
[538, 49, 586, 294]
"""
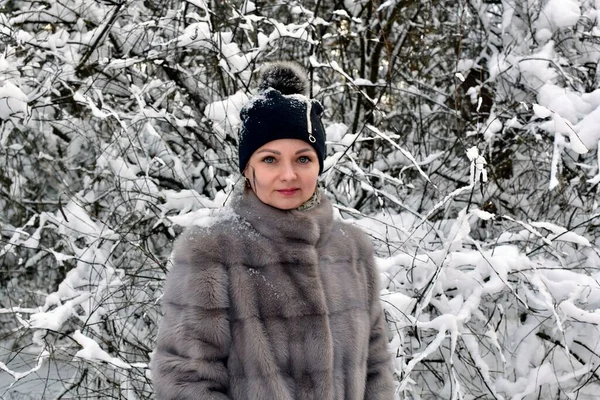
[0, 0, 599, 399]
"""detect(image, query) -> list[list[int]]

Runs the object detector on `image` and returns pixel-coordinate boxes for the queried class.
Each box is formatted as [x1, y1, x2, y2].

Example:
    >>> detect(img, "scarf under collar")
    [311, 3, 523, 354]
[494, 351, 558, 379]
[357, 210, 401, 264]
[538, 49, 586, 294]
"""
[232, 189, 333, 247]
[297, 188, 322, 211]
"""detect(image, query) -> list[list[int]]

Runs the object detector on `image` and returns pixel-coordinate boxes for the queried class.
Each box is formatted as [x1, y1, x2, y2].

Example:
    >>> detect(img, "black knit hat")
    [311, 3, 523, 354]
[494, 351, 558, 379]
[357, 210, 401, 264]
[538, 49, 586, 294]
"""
[238, 62, 326, 174]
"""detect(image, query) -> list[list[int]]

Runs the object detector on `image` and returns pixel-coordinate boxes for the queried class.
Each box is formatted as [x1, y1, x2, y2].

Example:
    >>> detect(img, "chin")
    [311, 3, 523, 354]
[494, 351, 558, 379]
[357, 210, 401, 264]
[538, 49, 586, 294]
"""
[256, 191, 311, 210]
[267, 197, 305, 210]
[272, 202, 302, 210]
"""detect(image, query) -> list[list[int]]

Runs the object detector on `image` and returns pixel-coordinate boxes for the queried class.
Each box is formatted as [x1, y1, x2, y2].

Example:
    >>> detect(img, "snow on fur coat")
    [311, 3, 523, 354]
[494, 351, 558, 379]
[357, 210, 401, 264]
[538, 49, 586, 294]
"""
[151, 189, 395, 399]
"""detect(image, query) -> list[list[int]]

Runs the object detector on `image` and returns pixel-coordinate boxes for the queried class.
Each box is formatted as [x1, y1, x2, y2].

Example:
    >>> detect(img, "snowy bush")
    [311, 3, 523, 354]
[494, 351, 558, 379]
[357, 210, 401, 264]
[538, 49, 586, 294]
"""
[0, 0, 599, 399]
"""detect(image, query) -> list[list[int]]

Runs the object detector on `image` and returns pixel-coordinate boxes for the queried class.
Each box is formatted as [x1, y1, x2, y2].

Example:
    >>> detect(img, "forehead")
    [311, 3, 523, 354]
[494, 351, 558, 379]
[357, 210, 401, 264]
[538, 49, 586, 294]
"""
[254, 139, 316, 153]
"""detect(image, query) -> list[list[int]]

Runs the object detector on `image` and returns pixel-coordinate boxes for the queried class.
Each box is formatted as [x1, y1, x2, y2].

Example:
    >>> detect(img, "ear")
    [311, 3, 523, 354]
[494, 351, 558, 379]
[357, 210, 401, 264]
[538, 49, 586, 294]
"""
[243, 165, 256, 190]
[242, 162, 252, 179]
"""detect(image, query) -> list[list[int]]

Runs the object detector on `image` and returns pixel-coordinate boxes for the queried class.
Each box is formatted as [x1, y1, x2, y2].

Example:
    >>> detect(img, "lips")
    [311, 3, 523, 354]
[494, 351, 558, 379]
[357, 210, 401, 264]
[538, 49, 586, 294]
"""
[277, 188, 300, 196]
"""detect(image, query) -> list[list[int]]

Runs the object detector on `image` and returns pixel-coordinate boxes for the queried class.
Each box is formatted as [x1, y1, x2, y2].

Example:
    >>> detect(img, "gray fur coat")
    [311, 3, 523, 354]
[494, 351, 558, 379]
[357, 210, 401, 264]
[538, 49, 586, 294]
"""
[151, 190, 395, 399]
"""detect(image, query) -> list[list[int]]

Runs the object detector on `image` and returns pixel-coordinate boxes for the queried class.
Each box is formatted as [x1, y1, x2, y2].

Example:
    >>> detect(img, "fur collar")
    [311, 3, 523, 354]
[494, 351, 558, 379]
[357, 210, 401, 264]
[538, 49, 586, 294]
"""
[232, 189, 333, 247]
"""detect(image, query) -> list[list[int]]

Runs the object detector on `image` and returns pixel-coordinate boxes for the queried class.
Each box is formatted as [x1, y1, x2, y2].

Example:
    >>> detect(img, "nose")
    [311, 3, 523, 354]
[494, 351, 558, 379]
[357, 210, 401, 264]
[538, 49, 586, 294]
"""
[280, 162, 297, 181]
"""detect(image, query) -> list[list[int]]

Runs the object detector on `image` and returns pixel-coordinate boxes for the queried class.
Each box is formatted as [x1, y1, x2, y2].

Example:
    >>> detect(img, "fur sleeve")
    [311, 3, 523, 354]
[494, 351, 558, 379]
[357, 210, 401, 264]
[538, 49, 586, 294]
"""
[151, 227, 231, 400]
[358, 231, 395, 399]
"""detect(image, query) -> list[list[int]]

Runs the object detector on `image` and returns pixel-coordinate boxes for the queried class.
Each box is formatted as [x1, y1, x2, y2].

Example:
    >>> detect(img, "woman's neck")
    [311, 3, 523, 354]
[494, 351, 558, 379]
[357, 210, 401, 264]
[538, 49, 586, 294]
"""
[297, 188, 321, 211]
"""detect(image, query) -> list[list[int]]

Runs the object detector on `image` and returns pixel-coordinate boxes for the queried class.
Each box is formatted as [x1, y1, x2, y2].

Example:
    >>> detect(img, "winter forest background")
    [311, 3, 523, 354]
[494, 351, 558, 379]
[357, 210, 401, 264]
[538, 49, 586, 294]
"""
[1, 0, 599, 398]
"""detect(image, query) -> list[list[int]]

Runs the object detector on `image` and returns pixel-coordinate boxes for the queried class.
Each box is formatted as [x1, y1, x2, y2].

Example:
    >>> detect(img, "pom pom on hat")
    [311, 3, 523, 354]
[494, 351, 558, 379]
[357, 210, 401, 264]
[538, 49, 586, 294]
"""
[258, 62, 309, 95]
[238, 62, 326, 174]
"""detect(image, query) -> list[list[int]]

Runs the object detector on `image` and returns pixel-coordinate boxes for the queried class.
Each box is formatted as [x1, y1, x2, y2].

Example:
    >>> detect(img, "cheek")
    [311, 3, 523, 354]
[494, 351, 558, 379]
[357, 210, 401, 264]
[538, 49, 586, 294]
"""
[250, 168, 275, 188]
[303, 168, 319, 187]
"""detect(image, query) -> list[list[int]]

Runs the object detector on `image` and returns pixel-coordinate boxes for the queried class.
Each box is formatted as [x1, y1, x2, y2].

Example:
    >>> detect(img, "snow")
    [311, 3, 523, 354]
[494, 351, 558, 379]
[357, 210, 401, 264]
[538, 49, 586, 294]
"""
[575, 106, 600, 150]
[538, 0, 581, 30]
[0, 56, 20, 80]
[332, 9, 351, 18]
[533, 104, 552, 119]
[73, 330, 131, 370]
[531, 84, 597, 153]
[0, 82, 29, 120]
[29, 295, 90, 331]
[205, 91, 250, 129]
[241, 1, 256, 14]
[466, 146, 479, 161]
[267, 20, 317, 45]
[218, 41, 251, 73]
[456, 59, 474, 72]
[73, 91, 112, 119]
[381, 291, 416, 324]
[353, 78, 375, 86]
[187, 0, 208, 9]
[2, 0, 600, 398]
[376, 0, 398, 12]
[519, 41, 558, 85]
[466, 146, 487, 183]
[472, 208, 495, 220]
[483, 113, 502, 140]
[106, 58, 143, 69]
[530, 221, 591, 245]
[537, 84, 590, 123]
[175, 22, 211, 48]
[366, 125, 431, 183]
[325, 122, 349, 143]
[0, 351, 49, 381]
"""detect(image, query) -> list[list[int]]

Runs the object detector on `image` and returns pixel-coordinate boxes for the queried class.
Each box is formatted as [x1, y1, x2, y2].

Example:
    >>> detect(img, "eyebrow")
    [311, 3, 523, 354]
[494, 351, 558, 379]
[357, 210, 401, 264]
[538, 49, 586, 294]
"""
[255, 148, 314, 155]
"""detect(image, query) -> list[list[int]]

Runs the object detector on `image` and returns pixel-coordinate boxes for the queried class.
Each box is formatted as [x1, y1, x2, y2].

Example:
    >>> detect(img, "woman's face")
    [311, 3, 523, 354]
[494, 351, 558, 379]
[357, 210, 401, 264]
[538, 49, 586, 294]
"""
[244, 139, 320, 210]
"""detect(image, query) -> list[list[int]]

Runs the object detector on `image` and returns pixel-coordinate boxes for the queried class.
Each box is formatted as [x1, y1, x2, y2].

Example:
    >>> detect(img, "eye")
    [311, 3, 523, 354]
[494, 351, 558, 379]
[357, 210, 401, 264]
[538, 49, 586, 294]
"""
[261, 156, 276, 164]
[298, 156, 312, 164]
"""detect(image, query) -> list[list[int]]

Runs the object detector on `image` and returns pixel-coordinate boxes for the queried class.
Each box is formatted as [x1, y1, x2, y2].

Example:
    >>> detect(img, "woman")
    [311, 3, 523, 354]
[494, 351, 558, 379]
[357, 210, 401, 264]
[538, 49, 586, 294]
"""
[151, 62, 395, 399]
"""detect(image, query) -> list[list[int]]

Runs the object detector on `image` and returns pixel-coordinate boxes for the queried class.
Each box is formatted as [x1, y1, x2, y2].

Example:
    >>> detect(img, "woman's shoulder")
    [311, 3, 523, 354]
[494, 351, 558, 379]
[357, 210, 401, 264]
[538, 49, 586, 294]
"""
[171, 206, 254, 264]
